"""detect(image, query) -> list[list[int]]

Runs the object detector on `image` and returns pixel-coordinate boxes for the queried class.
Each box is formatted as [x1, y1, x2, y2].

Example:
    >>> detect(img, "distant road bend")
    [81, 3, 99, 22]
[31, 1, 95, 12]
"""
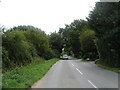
[32, 59, 118, 88]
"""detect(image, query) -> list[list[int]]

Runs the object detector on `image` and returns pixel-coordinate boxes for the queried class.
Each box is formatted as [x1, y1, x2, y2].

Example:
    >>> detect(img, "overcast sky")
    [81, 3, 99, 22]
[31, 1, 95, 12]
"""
[0, 0, 100, 34]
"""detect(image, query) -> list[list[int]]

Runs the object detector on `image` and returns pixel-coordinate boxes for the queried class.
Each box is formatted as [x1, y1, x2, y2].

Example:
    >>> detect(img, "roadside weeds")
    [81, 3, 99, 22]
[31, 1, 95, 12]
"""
[2, 58, 59, 88]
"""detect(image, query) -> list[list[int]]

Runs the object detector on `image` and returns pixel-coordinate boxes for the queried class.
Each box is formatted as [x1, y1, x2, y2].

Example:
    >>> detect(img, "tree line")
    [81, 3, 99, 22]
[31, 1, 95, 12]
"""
[2, 26, 62, 71]
[1, 2, 120, 71]
[58, 2, 120, 67]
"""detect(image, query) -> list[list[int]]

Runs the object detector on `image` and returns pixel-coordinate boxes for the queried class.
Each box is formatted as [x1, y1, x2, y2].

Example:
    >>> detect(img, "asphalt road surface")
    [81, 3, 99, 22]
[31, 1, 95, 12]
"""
[32, 60, 118, 89]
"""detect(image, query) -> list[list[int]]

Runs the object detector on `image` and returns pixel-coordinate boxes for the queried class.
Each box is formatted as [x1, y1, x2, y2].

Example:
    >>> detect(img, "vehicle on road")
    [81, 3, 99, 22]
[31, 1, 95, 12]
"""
[62, 54, 68, 60]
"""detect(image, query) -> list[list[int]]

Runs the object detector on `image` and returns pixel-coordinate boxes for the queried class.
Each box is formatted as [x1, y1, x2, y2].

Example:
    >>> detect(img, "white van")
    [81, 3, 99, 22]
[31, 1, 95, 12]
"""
[62, 54, 68, 60]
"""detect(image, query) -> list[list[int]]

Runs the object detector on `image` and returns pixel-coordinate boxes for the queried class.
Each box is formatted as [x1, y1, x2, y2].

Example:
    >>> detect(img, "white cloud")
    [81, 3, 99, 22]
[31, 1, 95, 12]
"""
[0, 0, 100, 34]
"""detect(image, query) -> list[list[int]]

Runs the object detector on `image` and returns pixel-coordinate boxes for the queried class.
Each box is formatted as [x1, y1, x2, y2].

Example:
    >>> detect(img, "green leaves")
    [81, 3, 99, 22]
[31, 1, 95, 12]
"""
[88, 2, 120, 67]
[3, 30, 33, 64]
[58, 20, 88, 57]
[87, 2, 119, 37]
[2, 26, 56, 71]
[79, 29, 98, 59]
[49, 32, 62, 58]
[24, 29, 50, 59]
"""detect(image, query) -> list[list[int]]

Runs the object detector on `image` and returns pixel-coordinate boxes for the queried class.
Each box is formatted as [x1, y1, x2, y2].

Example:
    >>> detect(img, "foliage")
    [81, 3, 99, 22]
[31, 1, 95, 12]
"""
[2, 26, 56, 71]
[79, 29, 98, 59]
[97, 64, 120, 73]
[24, 29, 53, 59]
[2, 58, 58, 88]
[59, 19, 88, 58]
[61, 51, 68, 56]
[87, 2, 120, 67]
[49, 32, 62, 58]
[11, 25, 39, 31]
[2, 30, 35, 68]
[87, 2, 119, 37]
[2, 47, 11, 71]
[67, 30, 81, 57]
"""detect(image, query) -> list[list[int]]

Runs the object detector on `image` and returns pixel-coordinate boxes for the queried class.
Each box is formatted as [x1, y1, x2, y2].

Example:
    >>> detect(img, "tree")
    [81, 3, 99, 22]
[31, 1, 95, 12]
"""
[87, 2, 120, 67]
[59, 19, 89, 58]
[49, 32, 62, 58]
[11, 25, 39, 31]
[80, 29, 98, 59]
[2, 25, 55, 71]
[2, 30, 35, 65]
[24, 29, 53, 60]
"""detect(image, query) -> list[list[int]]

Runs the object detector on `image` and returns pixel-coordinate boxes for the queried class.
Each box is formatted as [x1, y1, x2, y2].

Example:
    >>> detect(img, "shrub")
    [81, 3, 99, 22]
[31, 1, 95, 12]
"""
[2, 47, 11, 72]
[25, 29, 53, 59]
[80, 29, 98, 60]
[49, 33, 62, 58]
[2, 30, 36, 70]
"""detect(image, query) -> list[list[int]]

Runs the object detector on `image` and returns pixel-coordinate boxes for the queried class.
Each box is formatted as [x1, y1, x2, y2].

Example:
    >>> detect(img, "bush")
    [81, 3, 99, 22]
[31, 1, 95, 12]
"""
[2, 47, 11, 72]
[49, 33, 62, 58]
[95, 59, 101, 64]
[42, 48, 55, 60]
[80, 29, 98, 60]
[2, 30, 37, 70]
[2, 25, 58, 71]
[24, 29, 53, 59]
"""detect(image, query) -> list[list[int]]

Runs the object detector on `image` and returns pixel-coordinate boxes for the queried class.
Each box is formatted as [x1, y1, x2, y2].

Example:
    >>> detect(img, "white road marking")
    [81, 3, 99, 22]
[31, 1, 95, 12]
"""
[75, 68, 83, 75]
[71, 63, 75, 67]
[88, 80, 98, 89]
[70, 62, 98, 89]
[70, 62, 74, 67]
[70, 62, 83, 75]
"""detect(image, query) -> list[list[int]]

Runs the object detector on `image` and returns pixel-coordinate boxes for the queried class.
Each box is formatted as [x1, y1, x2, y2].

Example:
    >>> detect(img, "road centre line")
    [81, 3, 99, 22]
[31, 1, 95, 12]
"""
[70, 62, 74, 67]
[70, 62, 98, 89]
[88, 80, 98, 89]
[75, 67, 83, 75]
[71, 63, 75, 67]
[70, 62, 83, 75]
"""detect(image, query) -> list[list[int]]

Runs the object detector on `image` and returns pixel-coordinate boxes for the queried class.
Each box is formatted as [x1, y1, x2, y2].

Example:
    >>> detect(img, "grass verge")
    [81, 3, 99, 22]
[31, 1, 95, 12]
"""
[97, 64, 120, 73]
[2, 58, 59, 88]
[79, 59, 94, 61]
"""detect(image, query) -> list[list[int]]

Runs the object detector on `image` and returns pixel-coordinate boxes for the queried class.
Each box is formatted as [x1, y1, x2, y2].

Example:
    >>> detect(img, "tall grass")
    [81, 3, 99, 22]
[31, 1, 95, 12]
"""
[2, 58, 58, 88]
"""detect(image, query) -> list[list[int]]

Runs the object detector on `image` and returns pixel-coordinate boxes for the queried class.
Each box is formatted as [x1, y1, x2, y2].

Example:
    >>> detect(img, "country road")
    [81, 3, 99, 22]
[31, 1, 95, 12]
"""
[32, 60, 118, 89]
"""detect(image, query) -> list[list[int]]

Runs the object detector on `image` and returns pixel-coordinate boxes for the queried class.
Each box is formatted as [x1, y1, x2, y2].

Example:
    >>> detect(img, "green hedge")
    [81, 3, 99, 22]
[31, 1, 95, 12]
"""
[2, 26, 56, 71]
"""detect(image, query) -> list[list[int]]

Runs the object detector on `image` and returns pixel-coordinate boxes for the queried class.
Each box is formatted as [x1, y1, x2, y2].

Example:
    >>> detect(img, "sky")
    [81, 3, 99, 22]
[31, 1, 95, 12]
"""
[0, 0, 100, 34]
